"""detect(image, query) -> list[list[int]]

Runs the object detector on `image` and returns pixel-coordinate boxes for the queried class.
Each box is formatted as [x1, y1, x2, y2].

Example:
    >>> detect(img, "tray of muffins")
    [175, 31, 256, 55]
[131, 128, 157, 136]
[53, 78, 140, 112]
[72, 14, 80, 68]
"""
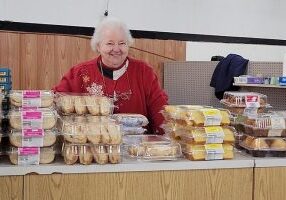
[239, 135, 286, 157]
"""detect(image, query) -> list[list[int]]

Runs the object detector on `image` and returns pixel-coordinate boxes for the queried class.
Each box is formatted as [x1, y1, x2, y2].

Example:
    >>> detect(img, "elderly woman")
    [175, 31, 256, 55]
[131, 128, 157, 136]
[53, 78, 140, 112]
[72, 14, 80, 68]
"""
[54, 17, 168, 134]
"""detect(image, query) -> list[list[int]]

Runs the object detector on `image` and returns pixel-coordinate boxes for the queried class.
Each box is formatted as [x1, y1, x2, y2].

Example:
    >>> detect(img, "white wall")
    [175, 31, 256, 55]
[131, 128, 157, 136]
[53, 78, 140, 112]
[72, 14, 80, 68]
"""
[186, 42, 286, 61]
[1, 0, 286, 40]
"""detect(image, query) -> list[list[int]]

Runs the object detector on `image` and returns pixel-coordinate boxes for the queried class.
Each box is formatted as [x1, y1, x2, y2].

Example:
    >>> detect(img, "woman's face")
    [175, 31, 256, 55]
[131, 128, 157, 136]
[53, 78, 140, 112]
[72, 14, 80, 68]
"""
[97, 27, 129, 68]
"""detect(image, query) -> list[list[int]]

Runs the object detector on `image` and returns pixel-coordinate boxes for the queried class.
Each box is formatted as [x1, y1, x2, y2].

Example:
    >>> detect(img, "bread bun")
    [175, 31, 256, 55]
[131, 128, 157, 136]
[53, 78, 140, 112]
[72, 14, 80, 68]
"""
[63, 145, 78, 165]
[79, 145, 93, 165]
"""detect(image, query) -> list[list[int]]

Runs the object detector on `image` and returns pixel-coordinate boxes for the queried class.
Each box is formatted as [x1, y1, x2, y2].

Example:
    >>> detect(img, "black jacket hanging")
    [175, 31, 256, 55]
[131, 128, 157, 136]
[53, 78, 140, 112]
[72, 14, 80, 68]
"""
[210, 54, 248, 100]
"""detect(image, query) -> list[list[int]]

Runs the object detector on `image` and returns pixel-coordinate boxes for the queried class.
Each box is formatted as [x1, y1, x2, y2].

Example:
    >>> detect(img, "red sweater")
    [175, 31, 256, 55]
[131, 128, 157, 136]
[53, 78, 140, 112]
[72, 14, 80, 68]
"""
[53, 57, 168, 134]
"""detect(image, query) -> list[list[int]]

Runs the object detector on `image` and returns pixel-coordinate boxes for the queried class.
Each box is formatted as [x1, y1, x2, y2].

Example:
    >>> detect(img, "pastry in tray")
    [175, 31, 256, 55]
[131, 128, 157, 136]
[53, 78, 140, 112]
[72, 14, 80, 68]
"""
[221, 91, 267, 107]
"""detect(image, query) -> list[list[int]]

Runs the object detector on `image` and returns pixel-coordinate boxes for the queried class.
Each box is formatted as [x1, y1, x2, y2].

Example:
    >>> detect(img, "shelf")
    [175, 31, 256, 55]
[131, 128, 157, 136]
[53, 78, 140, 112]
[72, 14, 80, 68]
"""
[233, 83, 286, 88]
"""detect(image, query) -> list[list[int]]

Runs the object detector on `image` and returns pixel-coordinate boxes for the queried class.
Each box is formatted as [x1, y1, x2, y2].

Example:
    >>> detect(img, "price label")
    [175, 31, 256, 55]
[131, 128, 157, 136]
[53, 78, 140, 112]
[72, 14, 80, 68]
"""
[205, 144, 224, 160]
[245, 95, 260, 108]
[18, 147, 40, 165]
[202, 109, 222, 126]
[205, 126, 224, 143]
[22, 90, 41, 107]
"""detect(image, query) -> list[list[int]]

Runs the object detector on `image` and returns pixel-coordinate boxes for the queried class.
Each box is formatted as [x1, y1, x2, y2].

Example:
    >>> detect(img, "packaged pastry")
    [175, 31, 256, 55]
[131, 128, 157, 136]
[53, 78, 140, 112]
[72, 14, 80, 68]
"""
[56, 93, 113, 116]
[182, 143, 234, 161]
[221, 92, 268, 107]
[240, 135, 286, 157]
[9, 146, 55, 165]
[79, 145, 93, 165]
[8, 108, 57, 130]
[107, 145, 122, 164]
[121, 126, 146, 135]
[9, 129, 57, 147]
[243, 113, 286, 137]
[124, 135, 181, 161]
[62, 144, 79, 165]
[112, 113, 148, 127]
[179, 126, 236, 145]
[91, 145, 109, 164]
[9, 90, 54, 108]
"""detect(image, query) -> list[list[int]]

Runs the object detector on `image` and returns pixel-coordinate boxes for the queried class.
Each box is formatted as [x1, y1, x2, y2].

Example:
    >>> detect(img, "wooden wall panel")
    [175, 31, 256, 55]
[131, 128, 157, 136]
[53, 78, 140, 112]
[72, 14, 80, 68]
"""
[254, 167, 286, 200]
[0, 176, 23, 200]
[0, 32, 20, 89]
[24, 168, 252, 200]
[0, 31, 185, 90]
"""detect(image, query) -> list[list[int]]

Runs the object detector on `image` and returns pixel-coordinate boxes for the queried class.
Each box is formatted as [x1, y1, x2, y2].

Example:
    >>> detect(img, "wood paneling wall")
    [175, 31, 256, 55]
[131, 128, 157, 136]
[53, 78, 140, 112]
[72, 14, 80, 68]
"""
[0, 31, 186, 90]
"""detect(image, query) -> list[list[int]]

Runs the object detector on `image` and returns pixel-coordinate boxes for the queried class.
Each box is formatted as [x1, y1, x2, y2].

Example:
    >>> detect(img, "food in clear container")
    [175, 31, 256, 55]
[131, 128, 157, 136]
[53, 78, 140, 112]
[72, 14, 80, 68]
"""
[9, 129, 57, 147]
[107, 145, 121, 164]
[85, 124, 101, 144]
[221, 92, 267, 107]
[9, 147, 55, 165]
[62, 144, 78, 165]
[63, 123, 87, 144]
[79, 145, 93, 165]
[8, 108, 57, 130]
[121, 126, 146, 135]
[91, 145, 108, 164]
[179, 126, 235, 145]
[9, 90, 54, 108]
[125, 135, 181, 160]
[182, 144, 234, 161]
[243, 113, 286, 137]
[225, 106, 266, 115]
[74, 96, 88, 115]
[240, 135, 286, 157]
[59, 95, 75, 114]
[112, 113, 148, 127]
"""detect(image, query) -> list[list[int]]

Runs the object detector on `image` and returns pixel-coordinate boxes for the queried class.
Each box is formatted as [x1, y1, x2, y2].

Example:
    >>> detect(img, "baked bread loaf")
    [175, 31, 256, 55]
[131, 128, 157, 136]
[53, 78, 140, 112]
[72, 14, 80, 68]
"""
[79, 145, 93, 165]
[84, 96, 100, 115]
[91, 145, 108, 164]
[74, 96, 87, 115]
[63, 145, 78, 165]
[108, 145, 121, 164]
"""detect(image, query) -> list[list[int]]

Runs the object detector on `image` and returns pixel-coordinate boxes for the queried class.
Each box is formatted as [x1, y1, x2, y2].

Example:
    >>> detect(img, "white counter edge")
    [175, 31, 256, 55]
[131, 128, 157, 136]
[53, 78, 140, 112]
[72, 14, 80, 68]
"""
[0, 155, 254, 176]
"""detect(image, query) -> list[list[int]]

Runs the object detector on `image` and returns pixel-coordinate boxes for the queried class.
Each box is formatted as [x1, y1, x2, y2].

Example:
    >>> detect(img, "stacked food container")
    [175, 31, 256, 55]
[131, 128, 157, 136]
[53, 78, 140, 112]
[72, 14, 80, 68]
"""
[55, 93, 123, 165]
[7, 90, 57, 165]
[239, 112, 286, 157]
[162, 105, 235, 161]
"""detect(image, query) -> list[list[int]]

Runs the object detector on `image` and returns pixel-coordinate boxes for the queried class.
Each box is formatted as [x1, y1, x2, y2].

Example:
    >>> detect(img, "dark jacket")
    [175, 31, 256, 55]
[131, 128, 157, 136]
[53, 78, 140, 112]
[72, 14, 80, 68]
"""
[210, 54, 248, 100]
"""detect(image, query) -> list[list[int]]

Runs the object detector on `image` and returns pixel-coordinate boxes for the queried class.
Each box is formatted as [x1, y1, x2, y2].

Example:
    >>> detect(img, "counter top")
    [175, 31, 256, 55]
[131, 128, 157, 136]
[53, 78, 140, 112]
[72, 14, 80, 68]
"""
[0, 152, 254, 176]
[254, 157, 286, 168]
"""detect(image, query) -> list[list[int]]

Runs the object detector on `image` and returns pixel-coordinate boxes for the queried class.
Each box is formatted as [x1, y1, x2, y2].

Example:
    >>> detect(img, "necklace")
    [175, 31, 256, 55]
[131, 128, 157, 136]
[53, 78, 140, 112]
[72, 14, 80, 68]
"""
[99, 60, 132, 102]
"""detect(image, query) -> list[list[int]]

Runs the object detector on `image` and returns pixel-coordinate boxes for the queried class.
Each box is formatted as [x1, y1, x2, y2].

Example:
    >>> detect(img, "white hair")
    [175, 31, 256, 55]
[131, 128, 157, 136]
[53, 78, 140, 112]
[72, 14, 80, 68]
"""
[90, 17, 134, 52]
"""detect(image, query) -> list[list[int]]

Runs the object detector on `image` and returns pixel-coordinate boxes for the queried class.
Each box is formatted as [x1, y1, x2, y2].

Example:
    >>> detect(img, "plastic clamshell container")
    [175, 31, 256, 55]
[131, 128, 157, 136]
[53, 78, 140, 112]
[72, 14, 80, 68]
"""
[178, 126, 236, 145]
[221, 92, 268, 108]
[181, 143, 234, 161]
[9, 129, 57, 147]
[0, 68, 11, 76]
[120, 126, 147, 135]
[55, 93, 114, 116]
[163, 106, 230, 127]
[125, 135, 182, 161]
[240, 135, 286, 157]
[59, 117, 122, 145]
[9, 90, 54, 108]
[8, 108, 58, 130]
[8, 146, 56, 165]
[222, 105, 266, 115]
[111, 113, 148, 127]
[62, 143, 122, 165]
[243, 113, 286, 137]
[0, 76, 11, 84]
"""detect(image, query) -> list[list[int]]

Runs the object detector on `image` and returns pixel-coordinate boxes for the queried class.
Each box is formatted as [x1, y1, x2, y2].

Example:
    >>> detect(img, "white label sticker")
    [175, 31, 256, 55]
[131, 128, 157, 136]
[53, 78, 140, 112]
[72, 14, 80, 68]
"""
[21, 111, 43, 129]
[205, 127, 225, 144]
[270, 117, 286, 129]
[18, 147, 40, 165]
[202, 109, 222, 126]
[22, 90, 42, 107]
[268, 129, 283, 137]
[205, 144, 224, 160]
[22, 129, 44, 147]
[245, 95, 260, 108]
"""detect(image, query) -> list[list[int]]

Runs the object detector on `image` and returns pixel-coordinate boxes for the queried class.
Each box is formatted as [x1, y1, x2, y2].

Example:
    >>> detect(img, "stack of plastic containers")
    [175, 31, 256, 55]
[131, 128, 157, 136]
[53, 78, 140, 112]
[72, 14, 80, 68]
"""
[0, 68, 12, 95]
[7, 90, 57, 165]
[55, 93, 123, 165]
[162, 105, 235, 161]
[239, 112, 286, 157]
[111, 113, 148, 135]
